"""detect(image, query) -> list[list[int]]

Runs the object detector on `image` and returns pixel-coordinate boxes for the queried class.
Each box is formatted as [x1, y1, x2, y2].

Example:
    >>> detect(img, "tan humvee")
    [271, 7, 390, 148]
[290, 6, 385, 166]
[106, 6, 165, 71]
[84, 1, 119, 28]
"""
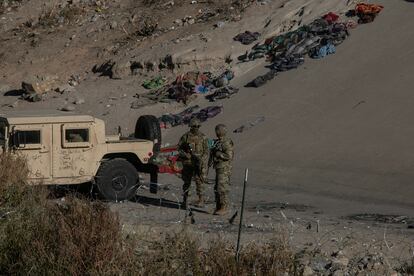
[0, 110, 161, 201]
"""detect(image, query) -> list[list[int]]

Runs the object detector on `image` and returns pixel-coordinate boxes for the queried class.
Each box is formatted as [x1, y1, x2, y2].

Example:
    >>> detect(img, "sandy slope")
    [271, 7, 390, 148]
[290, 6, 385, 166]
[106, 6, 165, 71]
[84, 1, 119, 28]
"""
[162, 0, 414, 217]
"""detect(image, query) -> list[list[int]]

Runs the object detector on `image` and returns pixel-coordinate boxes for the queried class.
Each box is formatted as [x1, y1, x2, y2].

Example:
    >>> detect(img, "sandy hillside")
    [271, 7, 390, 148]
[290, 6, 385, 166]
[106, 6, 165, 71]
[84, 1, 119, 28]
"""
[161, 0, 414, 218]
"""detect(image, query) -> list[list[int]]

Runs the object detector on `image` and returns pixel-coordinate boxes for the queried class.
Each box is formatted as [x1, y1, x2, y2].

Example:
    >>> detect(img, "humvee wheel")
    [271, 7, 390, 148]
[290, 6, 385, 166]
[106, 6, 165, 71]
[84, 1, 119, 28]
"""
[96, 158, 139, 201]
[135, 115, 162, 152]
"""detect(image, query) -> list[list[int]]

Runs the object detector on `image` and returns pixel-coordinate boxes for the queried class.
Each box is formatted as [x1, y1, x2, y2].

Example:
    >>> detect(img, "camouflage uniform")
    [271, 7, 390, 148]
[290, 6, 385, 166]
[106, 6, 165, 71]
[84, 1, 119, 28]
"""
[178, 120, 209, 207]
[210, 125, 234, 213]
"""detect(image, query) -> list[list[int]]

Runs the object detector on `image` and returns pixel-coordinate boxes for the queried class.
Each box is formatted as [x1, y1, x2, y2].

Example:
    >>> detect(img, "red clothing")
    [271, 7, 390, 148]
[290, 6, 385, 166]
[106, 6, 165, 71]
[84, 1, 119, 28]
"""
[323, 12, 339, 25]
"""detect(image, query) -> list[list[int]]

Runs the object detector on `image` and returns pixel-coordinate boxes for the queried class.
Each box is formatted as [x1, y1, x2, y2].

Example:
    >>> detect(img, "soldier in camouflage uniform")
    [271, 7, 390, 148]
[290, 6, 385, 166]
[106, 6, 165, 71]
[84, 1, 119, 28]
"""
[209, 124, 234, 215]
[178, 118, 209, 208]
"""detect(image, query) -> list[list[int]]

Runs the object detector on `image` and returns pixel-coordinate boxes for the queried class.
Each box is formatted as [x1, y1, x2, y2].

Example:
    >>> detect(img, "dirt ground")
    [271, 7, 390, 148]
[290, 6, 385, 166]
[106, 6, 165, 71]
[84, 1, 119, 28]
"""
[1, 0, 414, 273]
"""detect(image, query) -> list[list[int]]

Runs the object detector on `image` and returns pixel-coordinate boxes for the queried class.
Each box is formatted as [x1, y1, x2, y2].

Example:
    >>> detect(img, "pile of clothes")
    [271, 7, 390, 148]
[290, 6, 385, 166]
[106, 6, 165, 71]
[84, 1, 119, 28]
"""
[158, 105, 223, 129]
[243, 13, 349, 63]
[140, 70, 235, 105]
[233, 31, 261, 45]
[142, 76, 165, 90]
[246, 70, 277, 88]
[353, 3, 384, 24]
[205, 85, 239, 101]
[152, 146, 182, 174]
[241, 3, 384, 88]
[153, 138, 218, 174]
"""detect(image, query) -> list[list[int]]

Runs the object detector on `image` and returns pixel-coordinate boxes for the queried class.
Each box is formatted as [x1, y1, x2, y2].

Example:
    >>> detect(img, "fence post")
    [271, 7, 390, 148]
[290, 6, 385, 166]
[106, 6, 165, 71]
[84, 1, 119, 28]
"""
[236, 168, 249, 263]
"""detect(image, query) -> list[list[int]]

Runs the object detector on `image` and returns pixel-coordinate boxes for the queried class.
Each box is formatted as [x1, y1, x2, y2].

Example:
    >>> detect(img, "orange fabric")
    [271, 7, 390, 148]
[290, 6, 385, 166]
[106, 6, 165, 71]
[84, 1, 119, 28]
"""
[355, 3, 384, 15]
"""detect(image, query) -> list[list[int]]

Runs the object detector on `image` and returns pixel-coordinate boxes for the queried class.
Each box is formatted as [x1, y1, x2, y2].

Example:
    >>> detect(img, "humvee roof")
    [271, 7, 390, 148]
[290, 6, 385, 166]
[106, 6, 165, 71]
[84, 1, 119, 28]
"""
[0, 110, 95, 125]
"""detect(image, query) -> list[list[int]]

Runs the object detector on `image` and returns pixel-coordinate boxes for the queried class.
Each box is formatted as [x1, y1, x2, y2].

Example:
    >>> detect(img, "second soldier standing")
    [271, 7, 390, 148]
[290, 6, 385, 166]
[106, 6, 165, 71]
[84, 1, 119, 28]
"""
[209, 124, 234, 215]
[178, 118, 209, 208]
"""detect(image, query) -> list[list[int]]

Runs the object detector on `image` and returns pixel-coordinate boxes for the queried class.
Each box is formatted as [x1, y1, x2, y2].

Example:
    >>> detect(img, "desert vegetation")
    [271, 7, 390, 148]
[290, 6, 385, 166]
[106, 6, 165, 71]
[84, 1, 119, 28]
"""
[0, 153, 296, 275]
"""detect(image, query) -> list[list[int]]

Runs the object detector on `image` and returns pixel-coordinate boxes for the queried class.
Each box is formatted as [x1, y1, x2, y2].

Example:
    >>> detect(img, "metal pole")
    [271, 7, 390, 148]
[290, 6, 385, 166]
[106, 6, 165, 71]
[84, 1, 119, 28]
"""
[236, 168, 249, 263]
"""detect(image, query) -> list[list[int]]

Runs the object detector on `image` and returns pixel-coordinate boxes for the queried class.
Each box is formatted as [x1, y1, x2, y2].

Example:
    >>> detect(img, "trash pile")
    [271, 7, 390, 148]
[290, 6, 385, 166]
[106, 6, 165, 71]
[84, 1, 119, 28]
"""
[240, 3, 384, 88]
[136, 69, 236, 106]
[158, 105, 223, 129]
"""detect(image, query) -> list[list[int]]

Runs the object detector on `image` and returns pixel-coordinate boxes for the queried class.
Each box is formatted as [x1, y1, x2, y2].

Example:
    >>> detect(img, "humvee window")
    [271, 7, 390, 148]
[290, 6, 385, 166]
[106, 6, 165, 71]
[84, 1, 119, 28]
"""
[19, 130, 41, 145]
[65, 129, 89, 143]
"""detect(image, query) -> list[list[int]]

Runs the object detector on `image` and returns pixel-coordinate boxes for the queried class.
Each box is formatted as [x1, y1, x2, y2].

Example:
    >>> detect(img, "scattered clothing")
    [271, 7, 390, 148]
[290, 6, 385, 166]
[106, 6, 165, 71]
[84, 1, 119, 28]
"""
[233, 116, 265, 133]
[242, 9, 365, 87]
[322, 12, 339, 25]
[195, 85, 209, 94]
[142, 77, 165, 90]
[355, 3, 384, 24]
[206, 86, 239, 101]
[176, 71, 211, 87]
[195, 106, 223, 122]
[346, 20, 358, 29]
[271, 55, 305, 71]
[246, 70, 277, 88]
[158, 105, 223, 128]
[159, 105, 199, 128]
[139, 70, 235, 105]
[309, 43, 336, 59]
[214, 70, 235, 87]
[153, 146, 183, 174]
[233, 31, 261, 45]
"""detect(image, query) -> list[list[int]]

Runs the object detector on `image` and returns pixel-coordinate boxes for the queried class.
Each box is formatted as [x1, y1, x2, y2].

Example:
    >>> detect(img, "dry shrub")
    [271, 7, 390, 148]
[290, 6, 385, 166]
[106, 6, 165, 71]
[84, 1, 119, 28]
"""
[138, 231, 203, 275]
[203, 235, 295, 275]
[0, 152, 28, 206]
[397, 257, 414, 275]
[0, 191, 138, 275]
[0, 152, 296, 275]
[137, 231, 296, 275]
[0, 152, 137, 275]
[38, 4, 85, 27]
[136, 16, 158, 37]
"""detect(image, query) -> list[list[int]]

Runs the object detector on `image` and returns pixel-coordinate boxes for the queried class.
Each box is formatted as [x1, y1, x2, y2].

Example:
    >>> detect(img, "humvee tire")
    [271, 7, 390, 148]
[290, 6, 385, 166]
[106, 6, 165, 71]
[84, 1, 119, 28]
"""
[134, 115, 161, 152]
[96, 158, 139, 201]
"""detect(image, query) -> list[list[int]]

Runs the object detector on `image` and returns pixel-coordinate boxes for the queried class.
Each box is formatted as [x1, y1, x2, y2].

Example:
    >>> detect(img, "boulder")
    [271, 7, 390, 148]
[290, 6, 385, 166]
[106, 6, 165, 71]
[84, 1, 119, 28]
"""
[60, 105, 76, 112]
[73, 98, 85, 105]
[56, 84, 76, 94]
[22, 75, 59, 95]
[111, 60, 132, 79]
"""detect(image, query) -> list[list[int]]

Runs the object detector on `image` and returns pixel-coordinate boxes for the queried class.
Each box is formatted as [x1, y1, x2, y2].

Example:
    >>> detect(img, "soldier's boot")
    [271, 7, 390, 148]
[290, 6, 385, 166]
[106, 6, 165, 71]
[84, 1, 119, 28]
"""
[182, 193, 188, 210]
[214, 194, 229, 216]
[191, 194, 204, 208]
[214, 204, 228, 216]
[213, 191, 221, 213]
